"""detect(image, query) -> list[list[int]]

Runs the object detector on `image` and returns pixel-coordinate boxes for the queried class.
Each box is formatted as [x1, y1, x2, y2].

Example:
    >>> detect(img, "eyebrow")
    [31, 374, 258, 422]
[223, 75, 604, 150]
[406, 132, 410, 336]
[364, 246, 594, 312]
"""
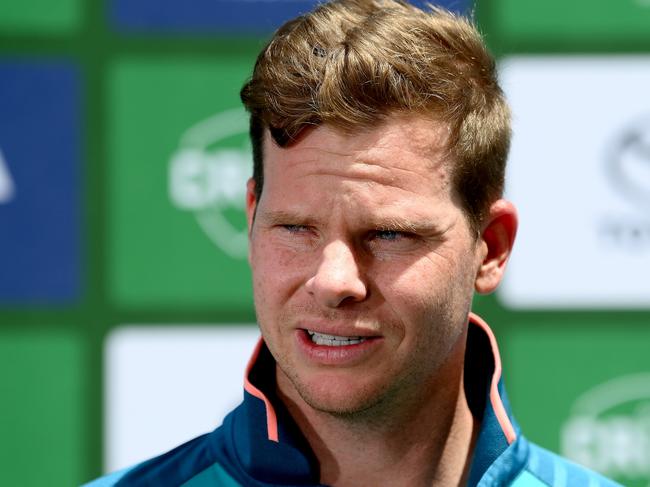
[258, 210, 318, 226]
[370, 216, 446, 236]
[259, 210, 447, 236]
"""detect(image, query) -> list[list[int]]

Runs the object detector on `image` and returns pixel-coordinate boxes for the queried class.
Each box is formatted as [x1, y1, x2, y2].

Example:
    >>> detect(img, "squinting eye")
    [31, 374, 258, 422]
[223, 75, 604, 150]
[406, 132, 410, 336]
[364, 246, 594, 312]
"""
[282, 224, 309, 233]
[374, 230, 403, 241]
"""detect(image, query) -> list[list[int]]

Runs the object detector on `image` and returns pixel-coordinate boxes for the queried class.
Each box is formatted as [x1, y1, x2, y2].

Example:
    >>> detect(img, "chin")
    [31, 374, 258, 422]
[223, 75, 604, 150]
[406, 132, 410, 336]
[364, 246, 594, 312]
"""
[290, 373, 390, 417]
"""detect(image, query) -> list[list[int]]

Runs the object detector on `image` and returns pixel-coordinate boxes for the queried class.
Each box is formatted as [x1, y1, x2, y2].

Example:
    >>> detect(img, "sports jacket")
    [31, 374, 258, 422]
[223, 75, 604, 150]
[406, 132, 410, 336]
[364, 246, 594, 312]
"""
[85, 313, 621, 487]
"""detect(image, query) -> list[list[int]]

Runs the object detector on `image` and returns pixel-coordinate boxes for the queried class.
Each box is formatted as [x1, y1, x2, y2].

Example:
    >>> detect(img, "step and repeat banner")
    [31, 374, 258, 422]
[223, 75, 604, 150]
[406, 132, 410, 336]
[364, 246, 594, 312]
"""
[1, 1, 649, 485]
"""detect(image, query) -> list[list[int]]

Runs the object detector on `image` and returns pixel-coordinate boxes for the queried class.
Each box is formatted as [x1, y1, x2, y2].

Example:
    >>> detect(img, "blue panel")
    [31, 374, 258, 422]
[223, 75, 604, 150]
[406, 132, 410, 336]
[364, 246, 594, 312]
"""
[0, 62, 81, 304]
[110, 0, 472, 35]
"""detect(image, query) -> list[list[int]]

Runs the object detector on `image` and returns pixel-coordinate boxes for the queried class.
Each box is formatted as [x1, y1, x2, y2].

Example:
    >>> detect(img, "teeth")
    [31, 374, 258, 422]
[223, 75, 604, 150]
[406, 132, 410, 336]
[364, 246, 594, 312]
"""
[307, 330, 366, 346]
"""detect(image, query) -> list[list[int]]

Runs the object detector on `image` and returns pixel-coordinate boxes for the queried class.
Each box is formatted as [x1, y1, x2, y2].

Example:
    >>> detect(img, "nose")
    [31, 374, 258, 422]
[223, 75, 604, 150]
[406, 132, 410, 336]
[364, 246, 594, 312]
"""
[305, 240, 368, 308]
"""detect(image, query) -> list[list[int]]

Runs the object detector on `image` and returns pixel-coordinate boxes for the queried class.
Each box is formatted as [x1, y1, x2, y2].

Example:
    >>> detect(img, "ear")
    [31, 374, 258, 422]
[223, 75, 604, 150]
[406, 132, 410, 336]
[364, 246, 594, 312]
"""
[246, 177, 257, 233]
[474, 199, 518, 294]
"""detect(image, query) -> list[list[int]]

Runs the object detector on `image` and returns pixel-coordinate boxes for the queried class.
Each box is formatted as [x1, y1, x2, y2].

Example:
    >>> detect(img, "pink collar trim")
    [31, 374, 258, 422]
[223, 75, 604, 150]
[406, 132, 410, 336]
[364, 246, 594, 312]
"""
[243, 339, 279, 442]
[468, 312, 517, 444]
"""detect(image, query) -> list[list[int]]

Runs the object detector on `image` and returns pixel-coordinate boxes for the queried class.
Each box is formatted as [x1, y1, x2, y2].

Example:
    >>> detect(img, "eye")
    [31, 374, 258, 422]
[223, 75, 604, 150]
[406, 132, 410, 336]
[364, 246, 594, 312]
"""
[373, 230, 403, 241]
[282, 224, 309, 233]
[371, 229, 414, 242]
[366, 229, 422, 255]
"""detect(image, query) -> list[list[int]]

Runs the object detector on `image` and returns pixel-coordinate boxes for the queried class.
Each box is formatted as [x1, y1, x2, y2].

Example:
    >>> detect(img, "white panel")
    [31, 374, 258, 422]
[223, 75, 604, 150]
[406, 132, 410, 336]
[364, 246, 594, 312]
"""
[105, 325, 260, 472]
[498, 56, 650, 308]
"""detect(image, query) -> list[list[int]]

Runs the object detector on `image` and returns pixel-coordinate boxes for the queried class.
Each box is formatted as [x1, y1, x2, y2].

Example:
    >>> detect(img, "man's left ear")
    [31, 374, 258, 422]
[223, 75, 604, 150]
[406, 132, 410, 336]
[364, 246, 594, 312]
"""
[474, 199, 518, 294]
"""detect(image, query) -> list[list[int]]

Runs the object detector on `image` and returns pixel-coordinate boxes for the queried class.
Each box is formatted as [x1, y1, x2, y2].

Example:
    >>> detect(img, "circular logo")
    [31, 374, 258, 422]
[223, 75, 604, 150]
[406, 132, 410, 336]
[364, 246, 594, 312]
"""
[169, 108, 251, 259]
[606, 114, 650, 210]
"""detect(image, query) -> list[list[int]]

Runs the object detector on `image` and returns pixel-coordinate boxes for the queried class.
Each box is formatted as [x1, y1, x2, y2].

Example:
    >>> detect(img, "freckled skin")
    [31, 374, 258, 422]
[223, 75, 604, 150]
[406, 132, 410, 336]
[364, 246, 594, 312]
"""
[246, 114, 490, 419]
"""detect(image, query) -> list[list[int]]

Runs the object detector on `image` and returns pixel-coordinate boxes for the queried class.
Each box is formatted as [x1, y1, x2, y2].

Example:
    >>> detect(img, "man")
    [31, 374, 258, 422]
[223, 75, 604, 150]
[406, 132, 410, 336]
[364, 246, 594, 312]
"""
[87, 1, 621, 486]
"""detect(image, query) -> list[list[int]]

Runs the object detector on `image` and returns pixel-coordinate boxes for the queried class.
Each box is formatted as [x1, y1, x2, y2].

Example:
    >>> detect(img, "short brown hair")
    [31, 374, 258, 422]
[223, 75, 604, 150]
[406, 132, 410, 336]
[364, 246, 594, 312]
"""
[240, 0, 510, 233]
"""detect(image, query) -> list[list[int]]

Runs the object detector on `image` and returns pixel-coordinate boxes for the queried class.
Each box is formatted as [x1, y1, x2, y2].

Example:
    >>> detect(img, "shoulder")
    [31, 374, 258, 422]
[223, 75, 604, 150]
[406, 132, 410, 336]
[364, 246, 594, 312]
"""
[510, 442, 622, 487]
[81, 431, 240, 487]
[81, 466, 135, 487]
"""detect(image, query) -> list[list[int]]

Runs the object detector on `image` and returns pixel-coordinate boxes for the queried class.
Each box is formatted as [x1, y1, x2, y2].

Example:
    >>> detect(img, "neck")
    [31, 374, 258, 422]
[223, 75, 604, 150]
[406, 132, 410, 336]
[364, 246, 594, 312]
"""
[276, 332, 478, 487]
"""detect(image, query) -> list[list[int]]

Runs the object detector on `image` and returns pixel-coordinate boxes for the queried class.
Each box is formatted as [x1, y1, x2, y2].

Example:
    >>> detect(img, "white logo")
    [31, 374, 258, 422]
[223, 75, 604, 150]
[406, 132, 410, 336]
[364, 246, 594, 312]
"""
[561, 373, 650, 482]
[0, 148, 15, 204]
[169, 108, 251, 259]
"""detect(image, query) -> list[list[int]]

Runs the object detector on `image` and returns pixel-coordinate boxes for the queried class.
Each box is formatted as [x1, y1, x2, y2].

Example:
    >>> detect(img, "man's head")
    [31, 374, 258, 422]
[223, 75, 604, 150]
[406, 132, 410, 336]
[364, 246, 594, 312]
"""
[241, 0, 511, 234]
[241, 0, 517, 419]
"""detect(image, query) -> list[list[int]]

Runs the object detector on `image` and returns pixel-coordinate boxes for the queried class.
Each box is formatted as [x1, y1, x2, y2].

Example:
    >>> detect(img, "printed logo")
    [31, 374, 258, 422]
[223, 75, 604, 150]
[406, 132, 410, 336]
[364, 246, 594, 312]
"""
[561, 373, 650, 486]
[607, 114, 650, 209]
[599, 114, 650, 252]
[0, 148, 15, 203]
[169, 108, 251, 259]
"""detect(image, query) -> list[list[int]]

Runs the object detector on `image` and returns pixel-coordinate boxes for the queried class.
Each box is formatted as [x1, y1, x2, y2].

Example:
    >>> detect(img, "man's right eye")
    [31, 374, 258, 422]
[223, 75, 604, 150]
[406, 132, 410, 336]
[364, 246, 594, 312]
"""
[282, 224, 309, 233]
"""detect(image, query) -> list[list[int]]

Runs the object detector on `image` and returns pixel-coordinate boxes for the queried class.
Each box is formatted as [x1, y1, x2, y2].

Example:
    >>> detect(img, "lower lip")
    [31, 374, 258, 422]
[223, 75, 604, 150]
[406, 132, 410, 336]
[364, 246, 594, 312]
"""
[296, 329, 382, 365]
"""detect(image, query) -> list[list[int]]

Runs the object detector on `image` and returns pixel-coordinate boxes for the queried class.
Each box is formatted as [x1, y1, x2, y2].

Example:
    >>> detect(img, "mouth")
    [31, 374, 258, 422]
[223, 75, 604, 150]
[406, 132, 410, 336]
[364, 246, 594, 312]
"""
[306, 330, 367, 346]
[297, 328, 382, 365]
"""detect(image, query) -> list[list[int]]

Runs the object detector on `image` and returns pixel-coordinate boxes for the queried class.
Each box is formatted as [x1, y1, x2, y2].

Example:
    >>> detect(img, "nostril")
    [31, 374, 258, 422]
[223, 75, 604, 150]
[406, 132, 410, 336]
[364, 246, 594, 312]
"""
[305, 271, 367, 308]
[304, 240, 368, 307]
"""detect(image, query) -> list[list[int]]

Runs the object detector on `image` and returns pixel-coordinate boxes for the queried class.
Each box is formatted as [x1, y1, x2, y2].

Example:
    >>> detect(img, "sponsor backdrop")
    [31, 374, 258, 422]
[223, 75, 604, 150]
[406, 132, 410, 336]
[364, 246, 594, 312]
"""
[0, 0, 648, 485]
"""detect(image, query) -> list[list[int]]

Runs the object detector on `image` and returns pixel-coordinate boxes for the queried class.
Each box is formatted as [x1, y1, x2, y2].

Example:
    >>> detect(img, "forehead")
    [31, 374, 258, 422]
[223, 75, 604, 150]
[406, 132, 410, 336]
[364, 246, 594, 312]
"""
[262, 114, 452, 189]
[256, 115, 468, 234]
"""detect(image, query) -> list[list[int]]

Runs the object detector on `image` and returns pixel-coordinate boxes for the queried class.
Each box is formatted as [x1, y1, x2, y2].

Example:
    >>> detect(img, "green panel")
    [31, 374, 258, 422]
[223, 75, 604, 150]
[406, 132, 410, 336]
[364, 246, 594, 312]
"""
[108, 57, 258, 309]
[503, 318, 650, 487]
[0, 0, 80, 33]
[0, 329, 86, 486]
[492, 0, 650, 45]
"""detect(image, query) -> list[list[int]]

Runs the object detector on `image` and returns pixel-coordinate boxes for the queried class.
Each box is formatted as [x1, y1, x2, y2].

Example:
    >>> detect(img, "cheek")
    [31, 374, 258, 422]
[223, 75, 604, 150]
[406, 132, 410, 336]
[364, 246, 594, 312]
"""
[250, 243, 279, 316]
[383, 255, 452, 301]
[377, 254, 471, 325]
[250, 240, 307, 317]
[375, 262, 445, 340]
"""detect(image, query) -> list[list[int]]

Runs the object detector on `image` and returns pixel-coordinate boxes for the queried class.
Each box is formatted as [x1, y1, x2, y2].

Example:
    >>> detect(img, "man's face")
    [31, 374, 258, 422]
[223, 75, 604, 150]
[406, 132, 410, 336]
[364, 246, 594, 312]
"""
[246, 114, 487, 416]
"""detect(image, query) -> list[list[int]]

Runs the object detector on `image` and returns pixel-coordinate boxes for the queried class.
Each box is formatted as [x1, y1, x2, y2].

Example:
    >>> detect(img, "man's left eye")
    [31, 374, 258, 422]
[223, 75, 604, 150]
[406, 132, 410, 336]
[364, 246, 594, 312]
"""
[373, 230, 405, 241]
